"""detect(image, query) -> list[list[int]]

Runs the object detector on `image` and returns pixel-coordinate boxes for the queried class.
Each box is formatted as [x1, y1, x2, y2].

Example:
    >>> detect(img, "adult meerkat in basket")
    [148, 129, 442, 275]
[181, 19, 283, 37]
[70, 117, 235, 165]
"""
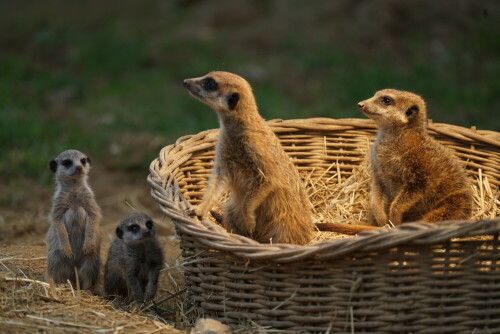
[104, 212, 164, 304]
[46, 149, 101, 290]
[183, 71, 314, 244]
[358, 89, 473, 226]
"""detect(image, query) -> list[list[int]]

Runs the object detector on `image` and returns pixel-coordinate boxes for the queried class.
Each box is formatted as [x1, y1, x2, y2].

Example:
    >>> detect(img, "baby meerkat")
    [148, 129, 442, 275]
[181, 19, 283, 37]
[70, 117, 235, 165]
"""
[46, 149, 101, 290]
[104, 212, 164, 304]
[183, 71, 314, 244]
[358, 89, 473, 226]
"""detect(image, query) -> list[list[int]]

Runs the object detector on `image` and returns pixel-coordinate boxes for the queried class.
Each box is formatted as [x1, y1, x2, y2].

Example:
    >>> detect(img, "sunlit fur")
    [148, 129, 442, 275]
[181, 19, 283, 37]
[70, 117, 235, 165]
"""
[358, 89, 473, 226]
[46, 149, 101, 290]
[184, 71, 313, 244]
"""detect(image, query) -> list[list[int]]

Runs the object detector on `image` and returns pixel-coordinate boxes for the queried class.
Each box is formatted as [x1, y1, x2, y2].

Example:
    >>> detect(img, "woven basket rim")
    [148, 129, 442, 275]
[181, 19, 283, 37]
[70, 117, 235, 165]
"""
[148, 117, 500, 263]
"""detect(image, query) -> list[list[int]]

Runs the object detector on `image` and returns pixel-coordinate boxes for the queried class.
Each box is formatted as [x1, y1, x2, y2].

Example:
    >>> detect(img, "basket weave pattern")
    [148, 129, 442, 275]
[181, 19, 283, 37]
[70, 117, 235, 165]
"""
[148, 118, 500, 332]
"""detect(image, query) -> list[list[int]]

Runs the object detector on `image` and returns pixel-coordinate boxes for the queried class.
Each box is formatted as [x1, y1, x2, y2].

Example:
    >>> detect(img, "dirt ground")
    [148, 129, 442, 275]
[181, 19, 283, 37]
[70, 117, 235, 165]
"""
[0, 167, 188, 333]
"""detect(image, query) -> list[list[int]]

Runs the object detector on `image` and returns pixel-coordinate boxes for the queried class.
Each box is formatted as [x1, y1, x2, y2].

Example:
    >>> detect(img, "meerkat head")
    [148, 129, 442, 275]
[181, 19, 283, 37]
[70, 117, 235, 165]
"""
[183, 71, 255, 115]
[115, 212, 156, 245]
[50, 149, 91, 183]
[357, 89, 427, 129]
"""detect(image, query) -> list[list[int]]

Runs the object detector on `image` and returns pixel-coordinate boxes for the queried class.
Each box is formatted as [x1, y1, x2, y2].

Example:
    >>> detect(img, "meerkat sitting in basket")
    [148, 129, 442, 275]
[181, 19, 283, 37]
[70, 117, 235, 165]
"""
[358, 89, 473, 226]
[183, 71, 314, 244]
[46, 149, 101, 290]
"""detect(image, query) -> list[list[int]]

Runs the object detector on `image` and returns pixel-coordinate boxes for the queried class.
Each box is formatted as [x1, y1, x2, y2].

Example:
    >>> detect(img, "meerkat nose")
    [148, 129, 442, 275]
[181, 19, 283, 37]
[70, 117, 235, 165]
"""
[142, 231, 150, 236]
[357, 103, 364, 110]
[75, 165, 83, 171]
[183, 80, 189, 87]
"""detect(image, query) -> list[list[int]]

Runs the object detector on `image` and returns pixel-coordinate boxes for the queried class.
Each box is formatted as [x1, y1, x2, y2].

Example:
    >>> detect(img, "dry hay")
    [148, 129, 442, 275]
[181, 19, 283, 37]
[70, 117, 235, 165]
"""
[0, 245, 187, 334]
[0, 254, 288, 334]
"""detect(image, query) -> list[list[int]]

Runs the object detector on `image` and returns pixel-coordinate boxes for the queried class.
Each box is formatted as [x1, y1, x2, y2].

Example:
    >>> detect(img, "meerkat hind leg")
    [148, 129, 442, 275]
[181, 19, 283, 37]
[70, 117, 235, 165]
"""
[77, 253, 100, 290]
[389, 190, 424, 226]
[240, 184, 273, 236]
[47, 250, 76, 284]
[422, 191, 472, 222]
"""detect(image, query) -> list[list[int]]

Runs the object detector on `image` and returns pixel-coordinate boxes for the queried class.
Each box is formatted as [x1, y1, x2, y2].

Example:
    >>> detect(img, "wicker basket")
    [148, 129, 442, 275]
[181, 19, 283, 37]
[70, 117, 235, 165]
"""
[148, 118, 500, 333]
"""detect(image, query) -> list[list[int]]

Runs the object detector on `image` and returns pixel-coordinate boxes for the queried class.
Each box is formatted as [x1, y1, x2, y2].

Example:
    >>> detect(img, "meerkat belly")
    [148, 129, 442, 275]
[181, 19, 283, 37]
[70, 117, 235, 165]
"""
[64, 206, 88, 253]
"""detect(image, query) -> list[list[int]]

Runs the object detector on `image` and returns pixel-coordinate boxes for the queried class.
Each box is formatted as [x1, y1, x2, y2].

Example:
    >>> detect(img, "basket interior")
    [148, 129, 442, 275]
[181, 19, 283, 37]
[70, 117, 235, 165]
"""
[163, 118, 499, 225]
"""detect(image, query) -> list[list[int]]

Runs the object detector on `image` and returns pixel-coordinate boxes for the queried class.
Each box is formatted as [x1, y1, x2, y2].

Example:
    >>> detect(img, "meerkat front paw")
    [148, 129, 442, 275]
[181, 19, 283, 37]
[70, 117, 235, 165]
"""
[188, 205, 206, 219]
[144, 289, 156, 303]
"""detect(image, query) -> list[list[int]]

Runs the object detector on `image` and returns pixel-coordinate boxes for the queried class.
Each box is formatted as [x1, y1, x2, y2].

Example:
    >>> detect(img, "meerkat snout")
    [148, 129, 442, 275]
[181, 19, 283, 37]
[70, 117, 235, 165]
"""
[357, 103, 365, 110]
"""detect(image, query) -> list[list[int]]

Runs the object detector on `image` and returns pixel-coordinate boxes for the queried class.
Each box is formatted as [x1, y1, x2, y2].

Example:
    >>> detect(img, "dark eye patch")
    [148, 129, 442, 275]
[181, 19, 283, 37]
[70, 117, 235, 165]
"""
[81, 158, 86, 165]
[146, 220, 153, 229]
[62, 159, 73, 168]
[202, 77, 218, 92]
[128, 224, 140, 233]
[381, 97, 393, 105]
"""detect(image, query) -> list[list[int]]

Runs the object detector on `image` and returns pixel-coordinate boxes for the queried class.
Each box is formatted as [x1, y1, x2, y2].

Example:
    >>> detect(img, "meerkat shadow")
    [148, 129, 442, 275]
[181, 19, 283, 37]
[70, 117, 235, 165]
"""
[46, 250, 76, 285]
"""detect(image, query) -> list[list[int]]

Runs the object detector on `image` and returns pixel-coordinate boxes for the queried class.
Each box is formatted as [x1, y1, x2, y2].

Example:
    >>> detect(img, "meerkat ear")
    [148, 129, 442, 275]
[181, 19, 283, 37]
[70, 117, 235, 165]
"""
[49, 160, 58, 172]
[227, 92, 240, 110]
[116, 227, 123, 239]
[406, 105, 419, 118]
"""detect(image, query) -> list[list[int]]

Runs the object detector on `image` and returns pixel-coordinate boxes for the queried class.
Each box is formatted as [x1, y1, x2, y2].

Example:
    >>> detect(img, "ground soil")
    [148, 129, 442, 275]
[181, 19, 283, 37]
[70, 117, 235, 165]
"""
[0, 167, 188, 333]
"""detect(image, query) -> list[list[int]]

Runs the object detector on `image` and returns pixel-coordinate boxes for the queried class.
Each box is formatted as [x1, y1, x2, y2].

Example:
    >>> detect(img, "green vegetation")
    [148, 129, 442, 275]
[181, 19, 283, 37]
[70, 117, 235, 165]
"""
[1, 1, 498, 182]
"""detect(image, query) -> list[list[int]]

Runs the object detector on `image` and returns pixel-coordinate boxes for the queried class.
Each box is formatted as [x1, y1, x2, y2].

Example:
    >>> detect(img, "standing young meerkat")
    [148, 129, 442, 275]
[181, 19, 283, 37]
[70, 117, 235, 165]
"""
[183, 71, 314, 244]
[104, 212, 164, 304]
[358, 89, 473, 226]
[46, 149, 101, 290]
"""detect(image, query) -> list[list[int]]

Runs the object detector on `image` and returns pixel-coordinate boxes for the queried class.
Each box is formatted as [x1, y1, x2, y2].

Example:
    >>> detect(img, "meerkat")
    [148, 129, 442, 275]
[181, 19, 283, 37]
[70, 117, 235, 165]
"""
[104, 212, 164, 304]
[46, 149, 101, 290]
[183, 71, 314, 244]
[358, 89, 473, 226]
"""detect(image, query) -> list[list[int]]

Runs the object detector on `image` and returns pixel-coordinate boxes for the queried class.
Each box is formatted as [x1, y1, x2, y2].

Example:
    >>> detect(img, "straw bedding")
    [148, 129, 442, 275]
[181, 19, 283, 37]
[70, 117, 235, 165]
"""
[148, 118, 500, 332]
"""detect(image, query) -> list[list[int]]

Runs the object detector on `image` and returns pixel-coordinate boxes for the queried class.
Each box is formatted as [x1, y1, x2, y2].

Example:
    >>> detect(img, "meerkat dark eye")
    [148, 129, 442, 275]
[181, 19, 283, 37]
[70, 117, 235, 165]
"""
[81, 158, 86, 165]
[62, 159, 73, 168]
[128, 224, 140, 233]
[146, 220, 153, 229]
[381, 97, 393, 105]
[202, 77, 218, 92]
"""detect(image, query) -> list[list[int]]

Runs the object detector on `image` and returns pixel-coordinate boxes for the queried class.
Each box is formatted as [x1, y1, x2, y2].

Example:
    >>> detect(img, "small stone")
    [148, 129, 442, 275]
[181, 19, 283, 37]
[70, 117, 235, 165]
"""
[190, 318, 232, 334]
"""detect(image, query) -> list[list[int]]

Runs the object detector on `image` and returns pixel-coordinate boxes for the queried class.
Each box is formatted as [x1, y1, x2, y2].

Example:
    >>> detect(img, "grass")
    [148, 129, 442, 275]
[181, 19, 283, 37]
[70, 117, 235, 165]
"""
[1, 0, 498, 183]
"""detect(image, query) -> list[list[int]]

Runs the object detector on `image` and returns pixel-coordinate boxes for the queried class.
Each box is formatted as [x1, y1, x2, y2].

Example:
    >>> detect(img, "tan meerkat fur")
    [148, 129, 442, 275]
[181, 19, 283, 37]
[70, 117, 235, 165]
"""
[104, 212, 164, 304]
[46, 149, 101, 290]
[358, 89, 473, 226]
[183, 71, 313, 244]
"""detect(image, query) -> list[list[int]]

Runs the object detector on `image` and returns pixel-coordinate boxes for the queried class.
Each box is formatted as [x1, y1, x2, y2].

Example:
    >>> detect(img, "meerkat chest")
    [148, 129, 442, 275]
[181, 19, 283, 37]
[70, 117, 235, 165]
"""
[61, 192, 90, 226]
[127, 246, 157, 277]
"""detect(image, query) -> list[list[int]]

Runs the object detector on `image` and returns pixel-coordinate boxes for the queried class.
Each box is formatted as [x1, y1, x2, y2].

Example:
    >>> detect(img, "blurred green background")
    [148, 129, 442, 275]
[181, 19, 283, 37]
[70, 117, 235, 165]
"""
[1, 0, 499, 183]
